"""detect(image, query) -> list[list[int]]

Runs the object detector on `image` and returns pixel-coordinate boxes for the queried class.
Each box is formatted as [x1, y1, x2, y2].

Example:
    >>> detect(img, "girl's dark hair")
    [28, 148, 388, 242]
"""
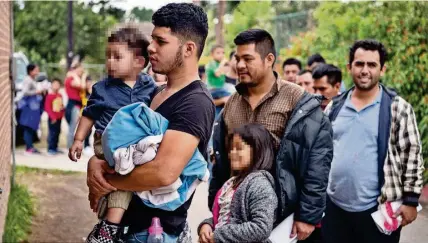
[228, 123, 275, 188]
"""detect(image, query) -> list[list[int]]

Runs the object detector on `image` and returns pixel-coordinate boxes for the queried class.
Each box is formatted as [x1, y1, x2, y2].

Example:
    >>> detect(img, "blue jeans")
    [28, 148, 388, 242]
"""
[23, 126, 35, 150]
[47, 118, 61, 151]
[126, 231, 178, 243]
[65, 102, 80, 148]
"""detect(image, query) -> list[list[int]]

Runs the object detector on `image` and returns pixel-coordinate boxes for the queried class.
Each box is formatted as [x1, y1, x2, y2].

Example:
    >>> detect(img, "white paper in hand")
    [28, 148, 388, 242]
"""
[268, 213, 297, 243]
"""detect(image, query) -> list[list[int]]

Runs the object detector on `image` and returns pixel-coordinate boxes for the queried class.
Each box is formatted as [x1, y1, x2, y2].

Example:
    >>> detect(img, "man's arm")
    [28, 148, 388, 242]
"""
[106, 129, 200, 191]
[296, 114, 333, 225]
[398, 102, 424, 206]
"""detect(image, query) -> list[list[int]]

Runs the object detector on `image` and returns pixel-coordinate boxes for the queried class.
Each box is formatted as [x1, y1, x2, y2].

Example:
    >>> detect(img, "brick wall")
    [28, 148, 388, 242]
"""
[0, 0, 12, 238]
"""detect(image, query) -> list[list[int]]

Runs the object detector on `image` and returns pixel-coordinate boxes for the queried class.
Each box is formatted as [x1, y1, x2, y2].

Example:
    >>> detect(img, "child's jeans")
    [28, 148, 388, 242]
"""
[126, 222, 191, 243]
[47, 118, 61, 151]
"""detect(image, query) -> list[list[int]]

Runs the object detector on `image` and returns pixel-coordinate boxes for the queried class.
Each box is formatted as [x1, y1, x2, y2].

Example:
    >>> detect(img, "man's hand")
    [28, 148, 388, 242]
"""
[394, 205, 418, 227]
[290, 221, 315, 241]
[86, 156, 116, 211]
[68, 140, 84, 162]
[198, 224, 214, 243]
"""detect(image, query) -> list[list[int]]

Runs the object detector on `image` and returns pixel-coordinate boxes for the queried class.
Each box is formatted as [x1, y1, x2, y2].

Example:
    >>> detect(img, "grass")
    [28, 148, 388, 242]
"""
[15, 165, 82, 175]
[2, 182, 34, 243]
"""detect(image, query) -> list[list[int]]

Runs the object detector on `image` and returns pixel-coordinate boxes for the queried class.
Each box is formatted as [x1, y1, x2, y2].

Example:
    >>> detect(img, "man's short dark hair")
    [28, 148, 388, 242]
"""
[108, 25, 150, 68]
[234, 29, 276, 64]
[27, 64, 37, 75]
[152, 3, 208, 59]
[229, 50, 236, 60]
[298, 69, 312, 76]
[349, 39, 387, 68]
[282, 58, 302, 70]
[211, 44, 223, 54]
[198, 65, 205, 76]
[307, 53, 326, 67]
[312, 64, 342, 86]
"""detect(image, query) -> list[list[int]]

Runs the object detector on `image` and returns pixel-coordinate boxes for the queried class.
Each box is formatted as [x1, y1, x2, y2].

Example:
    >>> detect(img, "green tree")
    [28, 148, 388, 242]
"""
[225, 0, 274, 51]
[14, 1, 116, 65]
[285, 1, 428, 182]
[129, 7, 154, 22]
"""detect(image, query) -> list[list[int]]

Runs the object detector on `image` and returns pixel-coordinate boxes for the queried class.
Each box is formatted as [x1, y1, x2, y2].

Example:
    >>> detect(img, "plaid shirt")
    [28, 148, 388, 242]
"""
[326, 90, 424, 206]
[223, 73, 304, 149]
[380, 96, 424, 205]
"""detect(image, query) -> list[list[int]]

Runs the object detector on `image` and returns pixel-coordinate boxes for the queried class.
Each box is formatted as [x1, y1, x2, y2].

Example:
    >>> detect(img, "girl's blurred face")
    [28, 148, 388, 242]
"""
[229, 134, 252, 172]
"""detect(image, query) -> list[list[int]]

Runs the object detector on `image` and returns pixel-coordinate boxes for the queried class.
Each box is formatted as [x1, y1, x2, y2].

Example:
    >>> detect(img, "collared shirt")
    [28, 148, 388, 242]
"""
[82, 73, 156, 133]
[222, 72, 304, 149]
[328, 86, 383, 212]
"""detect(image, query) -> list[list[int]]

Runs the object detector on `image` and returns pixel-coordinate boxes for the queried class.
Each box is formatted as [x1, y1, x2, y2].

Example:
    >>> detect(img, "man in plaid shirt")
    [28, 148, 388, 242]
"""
[323, 39, 424, 243]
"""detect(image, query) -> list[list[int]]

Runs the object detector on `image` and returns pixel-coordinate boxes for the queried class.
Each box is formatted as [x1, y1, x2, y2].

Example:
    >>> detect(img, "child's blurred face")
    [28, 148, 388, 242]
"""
[229, 134, 252, 171]
[51, 81, 61, 92]
[212, 47, 225, 62]
[106, 42, 144, 80]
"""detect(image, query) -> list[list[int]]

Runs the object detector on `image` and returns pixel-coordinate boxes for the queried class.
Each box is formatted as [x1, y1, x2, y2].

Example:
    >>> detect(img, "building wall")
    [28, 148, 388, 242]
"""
[0, 0, 12, 238]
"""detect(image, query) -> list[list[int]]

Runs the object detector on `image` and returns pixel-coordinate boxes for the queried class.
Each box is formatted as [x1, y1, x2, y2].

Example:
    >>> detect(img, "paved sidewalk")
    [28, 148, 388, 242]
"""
[13, 148, 90, 172]
[13, 149, 428, 242]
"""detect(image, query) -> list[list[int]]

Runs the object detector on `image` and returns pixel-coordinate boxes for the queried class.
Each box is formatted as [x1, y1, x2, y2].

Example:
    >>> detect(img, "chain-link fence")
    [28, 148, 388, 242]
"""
[271, 10, 313, 54]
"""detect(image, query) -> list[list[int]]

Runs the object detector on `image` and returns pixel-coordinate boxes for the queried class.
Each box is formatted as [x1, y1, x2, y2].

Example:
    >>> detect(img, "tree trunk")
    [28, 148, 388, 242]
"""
[215, 0, 225, 46]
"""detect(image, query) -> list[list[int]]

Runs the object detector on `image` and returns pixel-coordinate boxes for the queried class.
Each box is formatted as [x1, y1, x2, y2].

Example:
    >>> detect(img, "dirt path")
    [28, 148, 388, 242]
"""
[17, 171, 97, 242]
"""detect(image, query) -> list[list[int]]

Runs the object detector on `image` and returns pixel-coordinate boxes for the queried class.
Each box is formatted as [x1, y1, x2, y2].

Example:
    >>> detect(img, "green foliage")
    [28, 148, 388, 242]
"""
[14, 1, 117, 64]
[3, 183, 34, 243]
[285, 1, 428, 182]
[224, 0, 274, 51]
[129, 7, 154, 22]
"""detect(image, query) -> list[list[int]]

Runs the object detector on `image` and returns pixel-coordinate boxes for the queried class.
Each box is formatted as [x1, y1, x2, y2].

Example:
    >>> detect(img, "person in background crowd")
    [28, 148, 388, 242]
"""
[296, 69, 314, 93]
[282, 57, 302, 83]
[209, 29, 333, 242]
[225, 50, 238, 85]
[312, 64, 342, 111]
[19, 64, 43, 154]
[206, 45, 233, 117]
[307, 53, 326, 71]
[44, 78, 65, 155]
[65, 61, 86, 149]
[323, 39, 424, 243]
[308, 53, 347, 93]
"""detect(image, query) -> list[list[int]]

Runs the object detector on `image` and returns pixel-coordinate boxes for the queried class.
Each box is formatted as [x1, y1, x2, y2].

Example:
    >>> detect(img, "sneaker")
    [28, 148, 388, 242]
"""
[86, 220, 124, 243]
[25, 148, 41, 155]
[56, 149, 65, 154]
[47, 150, 57, 156]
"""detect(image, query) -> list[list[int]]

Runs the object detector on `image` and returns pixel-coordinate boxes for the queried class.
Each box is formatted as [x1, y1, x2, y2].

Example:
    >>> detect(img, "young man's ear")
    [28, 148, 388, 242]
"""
[184, 41, 197, 58]
[346, 63, 351, 72]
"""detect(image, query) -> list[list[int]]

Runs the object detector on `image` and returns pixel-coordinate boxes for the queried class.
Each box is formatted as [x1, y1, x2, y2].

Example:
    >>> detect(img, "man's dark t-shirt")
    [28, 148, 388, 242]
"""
[122, 80, 215, 236]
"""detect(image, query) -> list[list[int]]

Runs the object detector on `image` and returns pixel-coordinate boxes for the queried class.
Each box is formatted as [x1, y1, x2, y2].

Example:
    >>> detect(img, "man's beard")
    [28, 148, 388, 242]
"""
[155, 46, 184, 75]
[354, 76, 379, 91]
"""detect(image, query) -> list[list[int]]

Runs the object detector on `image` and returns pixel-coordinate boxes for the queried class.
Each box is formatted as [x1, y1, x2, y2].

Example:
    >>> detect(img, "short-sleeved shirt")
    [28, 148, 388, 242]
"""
[328, 86, 382, 212]
[206, 60, 225, 88]
[223, 72, 304, 149]
[82, 74, 156, 133]
[122, 80, 215, 235]
[65, 76, 82, 103]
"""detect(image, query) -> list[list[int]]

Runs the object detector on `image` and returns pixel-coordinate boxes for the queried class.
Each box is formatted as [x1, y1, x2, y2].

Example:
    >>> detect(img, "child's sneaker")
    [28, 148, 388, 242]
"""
[25, 148, 41, 155]
[86, 220, 124, 243]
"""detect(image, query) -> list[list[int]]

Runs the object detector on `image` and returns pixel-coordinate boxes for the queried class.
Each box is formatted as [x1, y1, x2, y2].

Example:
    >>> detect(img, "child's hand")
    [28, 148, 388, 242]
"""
[68, 140, 83, 162]
[198, 224, 214, 243]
